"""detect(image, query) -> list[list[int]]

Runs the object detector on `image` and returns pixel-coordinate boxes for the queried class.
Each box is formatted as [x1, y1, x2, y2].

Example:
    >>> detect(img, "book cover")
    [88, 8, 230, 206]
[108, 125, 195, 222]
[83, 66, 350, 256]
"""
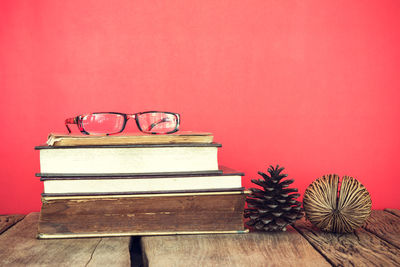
[47, 131, 213, 146]
[38, 190, 249, 238]
[35, 143, 221, 174]
[39, 167, 244, 195]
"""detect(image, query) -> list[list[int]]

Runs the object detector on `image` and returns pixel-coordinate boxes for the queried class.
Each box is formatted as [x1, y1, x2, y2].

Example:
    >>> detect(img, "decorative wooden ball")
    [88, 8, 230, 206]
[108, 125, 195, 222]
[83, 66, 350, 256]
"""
[303, 174, 371, 233]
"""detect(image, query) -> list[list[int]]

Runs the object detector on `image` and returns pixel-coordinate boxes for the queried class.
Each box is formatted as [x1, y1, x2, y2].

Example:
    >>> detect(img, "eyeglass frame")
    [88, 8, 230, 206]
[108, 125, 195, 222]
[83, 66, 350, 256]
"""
[65, 111, 181, 135]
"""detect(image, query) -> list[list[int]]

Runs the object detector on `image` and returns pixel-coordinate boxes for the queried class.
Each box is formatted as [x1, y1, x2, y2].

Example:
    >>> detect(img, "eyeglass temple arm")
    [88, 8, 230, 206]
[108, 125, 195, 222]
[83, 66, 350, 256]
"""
[65, 118, 76, 133]
[147, 114, 180, 131]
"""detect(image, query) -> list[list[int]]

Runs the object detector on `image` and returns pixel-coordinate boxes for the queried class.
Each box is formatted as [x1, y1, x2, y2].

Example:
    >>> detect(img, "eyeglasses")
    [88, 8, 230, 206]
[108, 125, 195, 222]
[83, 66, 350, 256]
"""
[65, 111, 180, 135]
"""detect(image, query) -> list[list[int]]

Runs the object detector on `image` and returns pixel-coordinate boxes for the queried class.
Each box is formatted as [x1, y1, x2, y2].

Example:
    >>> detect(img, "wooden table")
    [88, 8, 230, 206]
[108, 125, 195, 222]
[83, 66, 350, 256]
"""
[0, 210, 399, 266]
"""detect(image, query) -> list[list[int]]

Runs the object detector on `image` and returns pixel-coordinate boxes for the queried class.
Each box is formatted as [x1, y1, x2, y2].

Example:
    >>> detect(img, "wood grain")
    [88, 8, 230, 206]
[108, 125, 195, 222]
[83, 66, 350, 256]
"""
[294, 218, 400, 266]
[385, 208, 400, 218]
[0, 214, 24, 234]
[39, 192, 246, 237]
[0, 213, 131, 266]
[363, 210, 400, 249]
[141, 228, 330, 267]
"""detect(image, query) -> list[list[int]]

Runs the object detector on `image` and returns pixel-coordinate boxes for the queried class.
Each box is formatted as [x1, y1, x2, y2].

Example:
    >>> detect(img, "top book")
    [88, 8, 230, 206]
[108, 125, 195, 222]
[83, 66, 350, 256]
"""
[47, 131, 213, 146]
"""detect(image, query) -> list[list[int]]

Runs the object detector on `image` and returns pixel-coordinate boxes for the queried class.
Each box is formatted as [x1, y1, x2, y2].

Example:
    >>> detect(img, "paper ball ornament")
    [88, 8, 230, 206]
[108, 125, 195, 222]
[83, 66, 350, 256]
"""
[303, 174, 371, 233]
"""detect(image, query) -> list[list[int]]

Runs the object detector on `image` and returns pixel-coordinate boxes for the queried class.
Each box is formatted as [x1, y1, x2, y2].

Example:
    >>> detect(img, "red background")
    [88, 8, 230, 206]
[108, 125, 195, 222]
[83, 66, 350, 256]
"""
[1, 0, 399, 214]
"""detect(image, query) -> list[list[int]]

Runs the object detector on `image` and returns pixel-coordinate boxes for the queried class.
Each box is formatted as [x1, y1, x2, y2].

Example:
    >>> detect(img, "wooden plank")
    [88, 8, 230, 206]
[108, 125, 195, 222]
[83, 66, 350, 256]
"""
[363, 210, 400, 249]
[385, 208, 400, 218]
[0, 214, 25, 235]
[294, 218, 400, 266]
[0, 213, 131, 266]
[141, 227, 330, 267]
[86, 238, 131, 267]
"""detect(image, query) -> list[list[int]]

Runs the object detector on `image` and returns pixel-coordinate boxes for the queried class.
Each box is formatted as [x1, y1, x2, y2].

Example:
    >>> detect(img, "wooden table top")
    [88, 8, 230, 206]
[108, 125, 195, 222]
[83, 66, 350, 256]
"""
[0, 209, 399, 266]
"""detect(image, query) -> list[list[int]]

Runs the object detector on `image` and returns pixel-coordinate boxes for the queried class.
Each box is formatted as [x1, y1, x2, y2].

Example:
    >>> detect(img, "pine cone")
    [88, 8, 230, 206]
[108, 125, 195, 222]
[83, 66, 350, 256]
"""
[244, 165, 303, 231]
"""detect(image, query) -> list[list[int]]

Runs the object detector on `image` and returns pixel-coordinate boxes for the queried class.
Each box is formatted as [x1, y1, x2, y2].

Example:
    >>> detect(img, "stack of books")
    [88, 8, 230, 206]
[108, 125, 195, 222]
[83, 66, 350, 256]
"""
[35, 132, 248, 238]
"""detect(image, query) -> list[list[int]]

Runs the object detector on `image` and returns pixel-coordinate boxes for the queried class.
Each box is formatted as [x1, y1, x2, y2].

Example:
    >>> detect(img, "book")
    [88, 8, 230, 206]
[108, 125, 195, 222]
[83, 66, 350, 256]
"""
[35, 143, 221, 174]
[47, 132, 213, 146]
[37, 190, 249, 238]
[39, 167, 244, 195]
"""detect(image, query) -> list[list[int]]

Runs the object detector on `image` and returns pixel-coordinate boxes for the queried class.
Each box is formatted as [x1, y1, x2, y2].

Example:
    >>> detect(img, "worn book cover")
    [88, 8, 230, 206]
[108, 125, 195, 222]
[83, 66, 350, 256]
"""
[47, 131, 213, 146]
[38, 190, 249, 238]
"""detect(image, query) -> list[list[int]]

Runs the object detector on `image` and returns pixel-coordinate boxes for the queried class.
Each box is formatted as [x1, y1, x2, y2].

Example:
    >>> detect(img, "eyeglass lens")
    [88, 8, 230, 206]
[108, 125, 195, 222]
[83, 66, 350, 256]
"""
[137, 112, 178, 134]
[80, 112, 178, 135]
[81, 113, 125, 135]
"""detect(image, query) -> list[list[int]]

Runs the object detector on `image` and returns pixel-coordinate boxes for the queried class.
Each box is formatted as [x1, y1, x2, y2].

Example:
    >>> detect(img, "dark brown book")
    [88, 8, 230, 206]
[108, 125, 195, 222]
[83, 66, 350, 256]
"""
[38, 190, 249, 239]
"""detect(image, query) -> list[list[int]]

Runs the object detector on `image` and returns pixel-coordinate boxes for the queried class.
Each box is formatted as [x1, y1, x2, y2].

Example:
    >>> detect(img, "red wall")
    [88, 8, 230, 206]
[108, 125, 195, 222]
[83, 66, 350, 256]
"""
[1, 0, 399, 213]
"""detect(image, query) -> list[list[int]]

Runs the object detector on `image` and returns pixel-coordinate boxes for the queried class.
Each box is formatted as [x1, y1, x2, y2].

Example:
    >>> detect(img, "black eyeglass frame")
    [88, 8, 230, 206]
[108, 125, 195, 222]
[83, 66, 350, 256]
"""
[65, 111, 181, 135]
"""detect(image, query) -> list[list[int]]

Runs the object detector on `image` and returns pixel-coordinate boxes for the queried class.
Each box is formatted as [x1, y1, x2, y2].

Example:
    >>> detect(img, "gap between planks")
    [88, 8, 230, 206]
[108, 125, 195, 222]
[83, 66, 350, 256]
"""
[384, 208, 400, 218]
[0, 214, 25, 235]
